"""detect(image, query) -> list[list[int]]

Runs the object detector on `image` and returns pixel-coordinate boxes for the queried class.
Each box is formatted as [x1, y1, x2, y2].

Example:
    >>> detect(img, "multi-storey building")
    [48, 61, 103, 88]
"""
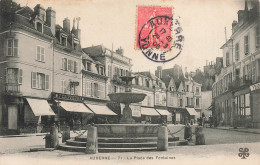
[212, 0, 260, 128]
[83, 45, 131, 95]
[155, 65, 202, 124]
[0, 1, 95, 135]
[133, 71, 172, 123]
[0, 2, 57, 134]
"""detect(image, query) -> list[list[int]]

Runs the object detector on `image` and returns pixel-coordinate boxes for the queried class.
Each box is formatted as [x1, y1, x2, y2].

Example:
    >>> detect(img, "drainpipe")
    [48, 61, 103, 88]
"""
[51, 39, 54, 93]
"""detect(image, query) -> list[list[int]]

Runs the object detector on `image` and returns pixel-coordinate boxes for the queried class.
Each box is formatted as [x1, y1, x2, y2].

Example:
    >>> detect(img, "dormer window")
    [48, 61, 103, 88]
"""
[61, 36, 67, 46]
[170, 86, 175, 91]
[73, 39, 80, 50]
[100, 67, 104, 75]
[36, 22, 43, 33]
[87, 62, 91, 71]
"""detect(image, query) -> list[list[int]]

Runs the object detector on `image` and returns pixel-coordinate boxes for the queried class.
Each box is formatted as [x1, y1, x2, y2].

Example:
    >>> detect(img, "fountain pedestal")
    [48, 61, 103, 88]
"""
[120, 103, 135, 124]
[108, 76, 146, 124]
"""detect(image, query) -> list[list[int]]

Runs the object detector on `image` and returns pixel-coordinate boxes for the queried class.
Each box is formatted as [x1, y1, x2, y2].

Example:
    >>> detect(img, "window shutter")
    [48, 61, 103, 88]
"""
[68, 60, 71, 71]
[45, 75, 49, 90]
[61, 58, 64, 70]
[41, 47, 45, 62]
[37, 46, 41, 61]
[75, 61, 78, 73]
[18, 69, 23, 84]
[71, 60, 74, 72]
[97, 84, 100, 97]
[5, 68, 8, 83]
[13, 39, 18, 57]
[31, 72, 37, 88]
[91, 83, 94, 96]
[7, 39, 13, 56]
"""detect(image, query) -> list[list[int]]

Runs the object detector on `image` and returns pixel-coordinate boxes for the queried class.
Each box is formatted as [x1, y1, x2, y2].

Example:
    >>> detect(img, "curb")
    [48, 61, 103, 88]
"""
[211, 127, 260, 134]
[0, 133, 47, 138]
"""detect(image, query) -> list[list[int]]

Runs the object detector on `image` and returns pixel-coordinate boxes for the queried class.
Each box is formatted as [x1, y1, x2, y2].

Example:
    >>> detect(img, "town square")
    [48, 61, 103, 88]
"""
[0, 0, 260, 164]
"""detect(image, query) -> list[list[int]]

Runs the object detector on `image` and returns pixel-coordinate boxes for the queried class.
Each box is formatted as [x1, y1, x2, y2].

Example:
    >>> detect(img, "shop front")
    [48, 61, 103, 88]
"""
[85, 103, 118, 124]
[185, 107, 199, 124]
[250, 82, 260, 128]
[155, 108, 172, 124]
[168, 107, 186, 124]
[1, 94, 56, 135]
[51, 92, 93, 130]
[234, 87, 252, 128]
[140, 106, 160, 124]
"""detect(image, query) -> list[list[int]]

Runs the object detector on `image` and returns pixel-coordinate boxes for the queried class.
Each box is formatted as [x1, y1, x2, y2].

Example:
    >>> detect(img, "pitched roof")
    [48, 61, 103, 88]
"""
[1, 6, 54, 38]
[82, 45, 105, 57]
[138, 71, 158, 80]
[161, 77, 172, 87]
[175, 80, 183, 89]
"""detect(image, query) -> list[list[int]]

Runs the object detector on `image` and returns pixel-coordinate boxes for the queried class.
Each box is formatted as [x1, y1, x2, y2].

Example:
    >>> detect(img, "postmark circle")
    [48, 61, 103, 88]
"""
[138, 15, 184, 63]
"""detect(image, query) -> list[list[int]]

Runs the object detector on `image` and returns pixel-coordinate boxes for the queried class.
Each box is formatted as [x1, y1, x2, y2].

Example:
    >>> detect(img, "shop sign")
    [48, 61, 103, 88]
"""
[52, 92, 84, 102]
[250, 83, 260, 92]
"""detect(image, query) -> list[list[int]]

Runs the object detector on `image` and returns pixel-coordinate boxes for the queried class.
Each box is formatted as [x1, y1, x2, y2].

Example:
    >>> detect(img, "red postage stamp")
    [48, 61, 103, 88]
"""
[136, 6, 184, 63]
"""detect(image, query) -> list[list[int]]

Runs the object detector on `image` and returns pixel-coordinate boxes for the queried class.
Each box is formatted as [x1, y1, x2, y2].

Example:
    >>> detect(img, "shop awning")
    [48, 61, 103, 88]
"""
[156, 109, 172, 116]
[26, 98, 55, 116]
[141, 107, 160, 116]
[186, 108, 198, 116]
[86, 104, 117, 115]
[57, 100, 93, 113]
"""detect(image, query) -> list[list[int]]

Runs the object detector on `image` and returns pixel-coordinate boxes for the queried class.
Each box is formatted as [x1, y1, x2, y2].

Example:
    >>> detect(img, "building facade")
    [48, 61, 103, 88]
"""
[155, 65, 202, 124]
[212, 0, 260, 128]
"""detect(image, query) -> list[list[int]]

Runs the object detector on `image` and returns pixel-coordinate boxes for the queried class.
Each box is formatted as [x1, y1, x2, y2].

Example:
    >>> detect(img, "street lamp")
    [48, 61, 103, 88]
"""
[56, 101, 61, 131]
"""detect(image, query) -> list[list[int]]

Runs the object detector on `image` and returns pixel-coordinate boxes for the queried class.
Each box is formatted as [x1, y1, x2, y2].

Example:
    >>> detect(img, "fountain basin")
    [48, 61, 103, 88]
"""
[96, 124, 159, 137]
[108, 93, 146, 103]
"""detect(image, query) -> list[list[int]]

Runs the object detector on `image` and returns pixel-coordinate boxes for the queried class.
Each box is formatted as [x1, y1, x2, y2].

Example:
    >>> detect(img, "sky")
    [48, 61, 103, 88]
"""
[15, 0, 246, 73]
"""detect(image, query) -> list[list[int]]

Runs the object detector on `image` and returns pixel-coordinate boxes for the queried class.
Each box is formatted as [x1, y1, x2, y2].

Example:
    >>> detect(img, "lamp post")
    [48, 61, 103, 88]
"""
[56, 101, 61, 131]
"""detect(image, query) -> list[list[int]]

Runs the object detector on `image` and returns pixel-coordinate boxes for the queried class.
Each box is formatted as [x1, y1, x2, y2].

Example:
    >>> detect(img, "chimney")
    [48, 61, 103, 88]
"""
[74, 17, 81, 40]
[46, 7, 56, 36]
[34, 4, 46, 21]
[63, 17, 70, 33]
[116, 47, 124, 55]
[232, 20, 238, 29]
[157, 66, 162, 79]
[237, 10, 244, 22]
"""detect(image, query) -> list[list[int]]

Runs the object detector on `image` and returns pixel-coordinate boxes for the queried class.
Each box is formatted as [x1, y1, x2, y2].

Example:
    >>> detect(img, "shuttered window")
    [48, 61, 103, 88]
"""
[31, 72, 49, 90]
[7, 39, 18, 56]
[36, 46, 45, 62]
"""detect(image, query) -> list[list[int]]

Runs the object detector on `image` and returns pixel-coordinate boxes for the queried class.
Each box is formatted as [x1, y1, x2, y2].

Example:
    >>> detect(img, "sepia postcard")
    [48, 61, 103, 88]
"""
[0, 0, 260, 165]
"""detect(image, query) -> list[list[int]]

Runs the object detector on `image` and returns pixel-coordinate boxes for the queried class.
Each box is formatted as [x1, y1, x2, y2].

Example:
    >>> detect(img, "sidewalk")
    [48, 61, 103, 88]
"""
[212, 126, 260, 134]
[0, 131, 86, 154]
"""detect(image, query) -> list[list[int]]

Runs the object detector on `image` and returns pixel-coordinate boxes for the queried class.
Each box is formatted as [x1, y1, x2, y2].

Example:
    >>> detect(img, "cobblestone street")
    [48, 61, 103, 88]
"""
[1, 128, 260, 165]
[1, 142, 259, 165]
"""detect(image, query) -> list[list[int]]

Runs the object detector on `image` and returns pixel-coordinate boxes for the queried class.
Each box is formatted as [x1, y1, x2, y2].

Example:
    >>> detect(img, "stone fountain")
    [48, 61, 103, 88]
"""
[108, 76, 146, 124]
[58, 75, 188, 153]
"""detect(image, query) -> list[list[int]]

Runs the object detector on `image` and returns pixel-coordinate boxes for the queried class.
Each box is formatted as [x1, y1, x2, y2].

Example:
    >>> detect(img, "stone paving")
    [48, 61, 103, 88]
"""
[0, 142, 259, 165]
[0, 128, 260, 165]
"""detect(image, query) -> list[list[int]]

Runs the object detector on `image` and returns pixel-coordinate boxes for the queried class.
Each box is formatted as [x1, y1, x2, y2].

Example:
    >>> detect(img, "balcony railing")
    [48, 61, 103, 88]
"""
[229, 77, 252, 91]
[5, 83, 20, 93]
